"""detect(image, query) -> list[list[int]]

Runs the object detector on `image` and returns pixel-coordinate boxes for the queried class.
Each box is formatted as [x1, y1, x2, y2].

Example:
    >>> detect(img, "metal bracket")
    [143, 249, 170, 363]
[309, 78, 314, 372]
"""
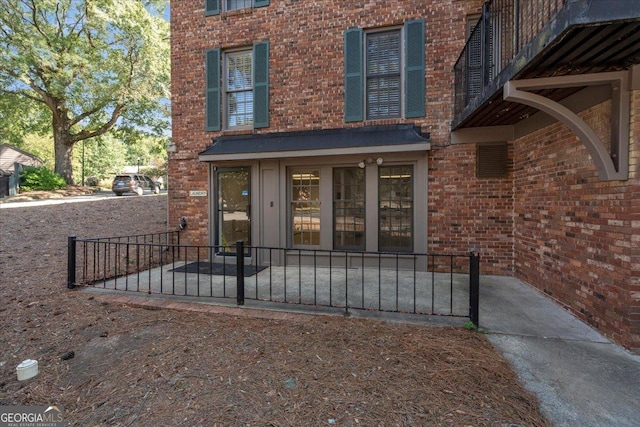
[504, 71, 630, 181]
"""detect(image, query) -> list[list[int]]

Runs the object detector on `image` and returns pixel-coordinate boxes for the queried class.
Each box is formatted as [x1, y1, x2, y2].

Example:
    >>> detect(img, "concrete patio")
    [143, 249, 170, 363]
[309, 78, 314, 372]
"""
[92, 260, 472, 317]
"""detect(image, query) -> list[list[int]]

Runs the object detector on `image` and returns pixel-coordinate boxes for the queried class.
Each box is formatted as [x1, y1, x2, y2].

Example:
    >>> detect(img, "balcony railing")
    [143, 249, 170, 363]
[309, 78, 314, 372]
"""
[454, 0, 567, 118]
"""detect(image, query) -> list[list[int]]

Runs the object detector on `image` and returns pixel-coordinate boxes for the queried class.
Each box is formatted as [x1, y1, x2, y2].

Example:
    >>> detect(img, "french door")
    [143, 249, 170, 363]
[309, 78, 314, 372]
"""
[215, 168, 250, 254]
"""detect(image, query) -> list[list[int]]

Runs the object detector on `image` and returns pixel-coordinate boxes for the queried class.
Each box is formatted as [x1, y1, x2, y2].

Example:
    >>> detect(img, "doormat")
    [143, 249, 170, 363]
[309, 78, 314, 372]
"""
[170, 262, 267, 277]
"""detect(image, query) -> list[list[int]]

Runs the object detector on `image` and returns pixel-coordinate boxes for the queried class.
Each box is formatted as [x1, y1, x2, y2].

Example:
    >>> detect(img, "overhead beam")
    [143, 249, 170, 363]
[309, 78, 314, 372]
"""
[451, 84, 612, 144]
[450, 126, 514, 144]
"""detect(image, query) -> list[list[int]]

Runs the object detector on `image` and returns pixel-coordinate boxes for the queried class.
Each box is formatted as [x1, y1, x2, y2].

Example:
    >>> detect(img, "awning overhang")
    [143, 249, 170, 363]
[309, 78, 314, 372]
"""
[199, 124, 430, 162]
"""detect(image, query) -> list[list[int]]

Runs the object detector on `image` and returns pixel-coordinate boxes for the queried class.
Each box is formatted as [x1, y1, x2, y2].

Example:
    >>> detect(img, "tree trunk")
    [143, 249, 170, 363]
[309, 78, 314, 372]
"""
[53, 118, 75, 185]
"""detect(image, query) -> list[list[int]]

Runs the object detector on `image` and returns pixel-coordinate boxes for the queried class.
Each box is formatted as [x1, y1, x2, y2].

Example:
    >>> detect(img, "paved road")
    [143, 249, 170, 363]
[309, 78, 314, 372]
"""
[0, 190, 166, 209]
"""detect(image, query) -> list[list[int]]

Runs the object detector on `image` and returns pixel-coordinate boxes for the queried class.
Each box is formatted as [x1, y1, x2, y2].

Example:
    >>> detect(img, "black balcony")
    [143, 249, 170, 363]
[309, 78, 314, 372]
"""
[453, 0, 640, 130]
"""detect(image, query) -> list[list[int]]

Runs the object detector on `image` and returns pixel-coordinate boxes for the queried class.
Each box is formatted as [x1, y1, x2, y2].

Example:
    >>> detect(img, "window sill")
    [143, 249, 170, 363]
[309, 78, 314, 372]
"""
[221, 128, 256, 136]
[220, 8, 254, 20]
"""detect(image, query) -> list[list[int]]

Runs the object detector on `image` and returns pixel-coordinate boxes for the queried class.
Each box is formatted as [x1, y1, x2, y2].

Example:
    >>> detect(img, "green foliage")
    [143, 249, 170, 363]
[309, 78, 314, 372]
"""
[0, 0, 171, 183]
[0, 93, 50, 147]
[19, 133, 55, 167]
[69, 131, 169, 185]
[121, 134, 169, 168]
[19, 166, 67, 192]
[140, 165, 167, 181]
[464, 321, 486, 333]
[72, 135, 128, 183]
[465, 321, 477, 331]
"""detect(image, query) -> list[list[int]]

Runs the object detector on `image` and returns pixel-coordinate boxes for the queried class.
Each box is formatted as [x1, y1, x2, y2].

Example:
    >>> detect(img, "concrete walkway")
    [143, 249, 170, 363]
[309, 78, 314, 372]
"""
[480, 276, 640, 427]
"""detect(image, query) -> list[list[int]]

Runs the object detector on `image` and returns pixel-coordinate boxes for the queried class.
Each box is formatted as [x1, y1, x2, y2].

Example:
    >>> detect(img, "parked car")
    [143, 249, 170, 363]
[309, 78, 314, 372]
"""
[112, 174, 161, 196]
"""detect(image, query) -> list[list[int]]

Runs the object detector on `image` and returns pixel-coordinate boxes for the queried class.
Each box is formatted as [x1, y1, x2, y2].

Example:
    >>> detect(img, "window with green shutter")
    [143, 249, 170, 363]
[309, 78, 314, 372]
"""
[206, 0, 269, 15]
[404, 20, 425, 118]
[253, 41, 269, 128]
[205, 0, 220, 16]
[344, 20, 425, 122]
[225, 50, 254, 129]
[205, 49, 221, 131]
[205, 43, 269, 131]
[344, 28, 363, 122]
[367, 30, 401, 120]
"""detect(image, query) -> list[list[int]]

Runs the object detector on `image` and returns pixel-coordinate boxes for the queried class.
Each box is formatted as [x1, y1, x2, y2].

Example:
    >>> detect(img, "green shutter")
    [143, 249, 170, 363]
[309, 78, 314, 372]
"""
[404, 20, 425, 118]
[253, 41, 269, 128]
[344, 28, 363, 122]
[205, 0, 220, 16]
[205, 49, 221, 131]
[254, 0, 270, 7]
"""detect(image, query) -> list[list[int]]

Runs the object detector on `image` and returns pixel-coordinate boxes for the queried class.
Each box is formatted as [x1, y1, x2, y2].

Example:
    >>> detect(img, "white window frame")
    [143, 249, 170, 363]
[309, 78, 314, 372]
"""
[223, 49, 253, 130]
[224, 0, 253, 12]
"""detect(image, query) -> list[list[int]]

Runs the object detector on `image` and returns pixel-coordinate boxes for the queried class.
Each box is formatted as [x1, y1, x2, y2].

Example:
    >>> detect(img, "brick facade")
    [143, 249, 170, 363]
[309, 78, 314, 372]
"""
[170, 0, 485, 246]
[170, 1, 639, 351]
[512, 94, 640, 351]
[427, 142, 514, 274]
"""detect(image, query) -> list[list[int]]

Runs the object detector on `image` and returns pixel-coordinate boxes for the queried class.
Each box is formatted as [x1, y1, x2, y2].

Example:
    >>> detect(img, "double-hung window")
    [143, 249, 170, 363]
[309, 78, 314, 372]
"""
[344, 20, 425, 122]
[205, 0, 269, 15]
[225, 0, 252, 11]
[225, 50, 253, 129]
[366, 30, 401, 119]
[205, 42, 269, 131]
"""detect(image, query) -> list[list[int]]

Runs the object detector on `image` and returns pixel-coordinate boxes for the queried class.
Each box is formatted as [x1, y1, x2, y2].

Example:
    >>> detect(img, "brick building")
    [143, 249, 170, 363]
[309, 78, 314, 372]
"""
[169, 0, 640, 352]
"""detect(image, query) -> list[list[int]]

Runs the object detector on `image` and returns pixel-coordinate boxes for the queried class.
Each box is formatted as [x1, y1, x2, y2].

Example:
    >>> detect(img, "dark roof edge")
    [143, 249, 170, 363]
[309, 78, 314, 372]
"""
[199, 124, 430, 158]
[214, 124, 428, 143]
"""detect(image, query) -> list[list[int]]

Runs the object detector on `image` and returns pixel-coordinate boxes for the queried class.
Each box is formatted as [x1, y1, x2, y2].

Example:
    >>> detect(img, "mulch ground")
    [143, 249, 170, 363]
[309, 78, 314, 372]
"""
[0, 191, 550, 426]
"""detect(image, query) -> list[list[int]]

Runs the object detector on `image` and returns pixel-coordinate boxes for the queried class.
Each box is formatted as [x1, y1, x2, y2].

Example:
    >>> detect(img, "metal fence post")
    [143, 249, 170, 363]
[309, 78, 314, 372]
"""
[236, 241, 245, 306]
[469, 248, 480, 326]
[67, 236, 76, 289]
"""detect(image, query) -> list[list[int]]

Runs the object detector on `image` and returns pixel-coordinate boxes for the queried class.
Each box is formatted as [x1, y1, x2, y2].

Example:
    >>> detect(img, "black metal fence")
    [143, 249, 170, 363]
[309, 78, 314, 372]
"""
[454, 0, 567, 116]
[68, 233, 480, 326]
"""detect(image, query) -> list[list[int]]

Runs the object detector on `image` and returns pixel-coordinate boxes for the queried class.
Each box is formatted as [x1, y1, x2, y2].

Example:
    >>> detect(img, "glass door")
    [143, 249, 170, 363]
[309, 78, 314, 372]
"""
[216, 168, 250, 254]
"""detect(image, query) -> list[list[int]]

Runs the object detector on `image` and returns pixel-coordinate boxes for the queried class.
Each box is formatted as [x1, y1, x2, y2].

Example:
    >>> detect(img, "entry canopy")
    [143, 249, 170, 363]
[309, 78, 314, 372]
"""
[199, 124, 430, 161]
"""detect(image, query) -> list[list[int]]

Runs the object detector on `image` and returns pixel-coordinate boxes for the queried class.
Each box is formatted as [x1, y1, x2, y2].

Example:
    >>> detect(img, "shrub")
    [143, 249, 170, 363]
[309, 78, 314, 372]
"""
[140, 165, 166, 181]
[19, 166, 67, 192]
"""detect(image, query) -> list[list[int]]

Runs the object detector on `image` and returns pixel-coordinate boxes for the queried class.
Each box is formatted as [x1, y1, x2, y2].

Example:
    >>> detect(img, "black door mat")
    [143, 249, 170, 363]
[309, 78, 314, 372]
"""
[170, 262, 267, 277]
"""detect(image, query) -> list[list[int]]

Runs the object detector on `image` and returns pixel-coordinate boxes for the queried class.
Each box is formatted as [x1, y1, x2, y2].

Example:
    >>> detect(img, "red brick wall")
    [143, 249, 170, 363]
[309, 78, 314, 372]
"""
[427, 142, 514, 274]
[513, 96, 640, 351]
[425, 0, 516, 275]
[169, 0, 485, 246]
[631, 90, 640, 352]
[170, 0, 639, 350]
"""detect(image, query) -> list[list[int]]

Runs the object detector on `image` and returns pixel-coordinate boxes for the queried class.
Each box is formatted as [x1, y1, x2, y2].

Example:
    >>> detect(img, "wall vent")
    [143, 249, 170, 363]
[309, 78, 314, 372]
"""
[476, 143, 508, 178]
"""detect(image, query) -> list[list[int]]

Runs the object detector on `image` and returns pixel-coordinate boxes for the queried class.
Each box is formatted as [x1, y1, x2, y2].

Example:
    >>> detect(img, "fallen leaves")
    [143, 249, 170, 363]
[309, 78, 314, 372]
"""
[0, 195, 550, 426]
